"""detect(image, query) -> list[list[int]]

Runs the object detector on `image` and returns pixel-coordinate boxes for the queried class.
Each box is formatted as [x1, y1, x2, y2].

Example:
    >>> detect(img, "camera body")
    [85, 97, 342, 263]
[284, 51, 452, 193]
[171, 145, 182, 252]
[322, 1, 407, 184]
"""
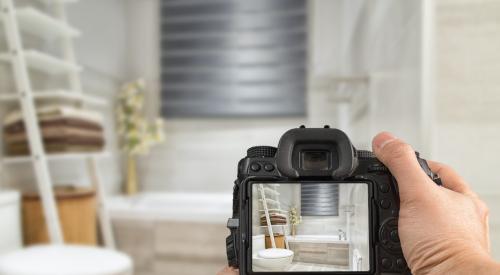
[226, 126, 441, 274]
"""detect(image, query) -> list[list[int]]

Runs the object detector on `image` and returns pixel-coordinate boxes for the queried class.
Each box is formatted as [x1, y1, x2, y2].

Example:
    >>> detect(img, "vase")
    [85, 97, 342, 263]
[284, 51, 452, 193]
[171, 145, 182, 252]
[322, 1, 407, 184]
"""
[291, 224, 296, 236]
[125, 156, 138, 195]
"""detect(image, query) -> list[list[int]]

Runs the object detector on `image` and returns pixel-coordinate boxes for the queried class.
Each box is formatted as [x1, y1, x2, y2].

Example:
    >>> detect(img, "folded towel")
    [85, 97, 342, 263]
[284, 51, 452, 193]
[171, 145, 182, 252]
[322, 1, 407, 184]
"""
[4, 125, 103, 144]
[260, 219, 287, 226]
[260, 213, 287, 225]
[260, 213, 287, 219]
[7, 135, 104, 147]
[5, 143, 104, 156]
[4, 117, 103, 134]
[3, 105, 103, 126]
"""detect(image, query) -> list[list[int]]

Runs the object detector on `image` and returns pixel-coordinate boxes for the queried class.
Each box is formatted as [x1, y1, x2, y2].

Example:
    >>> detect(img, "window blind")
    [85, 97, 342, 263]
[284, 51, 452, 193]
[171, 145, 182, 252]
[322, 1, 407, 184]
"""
[301, 184, 339, 216]
[160, 0, 307, 117]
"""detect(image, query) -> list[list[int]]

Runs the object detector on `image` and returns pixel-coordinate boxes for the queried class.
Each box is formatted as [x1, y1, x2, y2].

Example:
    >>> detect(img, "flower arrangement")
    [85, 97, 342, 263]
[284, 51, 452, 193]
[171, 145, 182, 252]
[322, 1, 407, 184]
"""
[116, 79, 164, 194]
[116, 79, 164, 155]
[289, 206, 302, 236]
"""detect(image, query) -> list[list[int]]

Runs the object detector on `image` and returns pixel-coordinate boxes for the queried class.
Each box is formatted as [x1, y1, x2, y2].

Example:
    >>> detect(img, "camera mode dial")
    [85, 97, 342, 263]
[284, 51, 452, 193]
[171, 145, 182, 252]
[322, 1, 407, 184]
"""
[247, 146, 277, 158]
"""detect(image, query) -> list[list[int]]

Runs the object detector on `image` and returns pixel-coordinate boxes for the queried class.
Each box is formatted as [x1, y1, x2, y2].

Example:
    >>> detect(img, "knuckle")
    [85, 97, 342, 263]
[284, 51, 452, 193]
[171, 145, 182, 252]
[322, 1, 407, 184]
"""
[469, 195, 490, 219]
[477, 199, 490, 217]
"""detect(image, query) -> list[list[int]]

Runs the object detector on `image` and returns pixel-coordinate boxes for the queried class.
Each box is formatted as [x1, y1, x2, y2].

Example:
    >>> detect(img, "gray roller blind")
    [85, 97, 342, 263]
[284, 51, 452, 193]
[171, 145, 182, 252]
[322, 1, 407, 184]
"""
[301, 184, 339, 216]
[160, 0, 307, 117]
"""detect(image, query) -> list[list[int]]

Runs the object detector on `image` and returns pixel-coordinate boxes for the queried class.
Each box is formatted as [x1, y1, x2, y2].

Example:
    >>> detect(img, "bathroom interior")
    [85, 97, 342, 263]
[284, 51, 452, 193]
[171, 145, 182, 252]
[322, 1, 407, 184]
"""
[0, 0, 499, 275]
[251, 183, 369, 272]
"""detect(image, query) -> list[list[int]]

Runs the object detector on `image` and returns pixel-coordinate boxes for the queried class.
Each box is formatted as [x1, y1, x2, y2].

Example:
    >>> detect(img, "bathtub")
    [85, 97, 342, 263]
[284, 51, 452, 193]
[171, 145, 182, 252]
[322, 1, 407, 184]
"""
[107, 192, 232, 275]
[287, 235, 349, 266]
[287, 235, 348, 244]
[107, 192, 232, 223]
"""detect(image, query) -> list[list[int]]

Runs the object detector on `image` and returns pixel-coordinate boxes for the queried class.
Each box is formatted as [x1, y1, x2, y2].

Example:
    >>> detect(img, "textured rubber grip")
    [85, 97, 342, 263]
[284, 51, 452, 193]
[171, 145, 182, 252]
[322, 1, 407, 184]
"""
[247, 146, 278, 158]
[357, 150, 376, 159]
[226, 234, 238, 267]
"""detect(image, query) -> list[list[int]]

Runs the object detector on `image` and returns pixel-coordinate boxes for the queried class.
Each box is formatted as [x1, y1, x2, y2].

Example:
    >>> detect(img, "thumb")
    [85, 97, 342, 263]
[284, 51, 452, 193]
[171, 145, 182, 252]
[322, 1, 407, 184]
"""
[372, 132, 436, 201]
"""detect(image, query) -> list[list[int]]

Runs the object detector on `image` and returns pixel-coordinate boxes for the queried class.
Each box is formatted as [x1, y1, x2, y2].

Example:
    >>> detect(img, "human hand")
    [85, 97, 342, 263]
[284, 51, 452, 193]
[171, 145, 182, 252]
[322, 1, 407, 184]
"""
[217, 266, 238, 275]
[372, 132, 499, 275]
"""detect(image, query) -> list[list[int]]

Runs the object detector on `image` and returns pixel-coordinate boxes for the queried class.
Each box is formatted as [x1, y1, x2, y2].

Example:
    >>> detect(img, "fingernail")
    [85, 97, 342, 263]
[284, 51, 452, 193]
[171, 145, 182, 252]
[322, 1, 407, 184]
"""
[374, 132, 398, 150]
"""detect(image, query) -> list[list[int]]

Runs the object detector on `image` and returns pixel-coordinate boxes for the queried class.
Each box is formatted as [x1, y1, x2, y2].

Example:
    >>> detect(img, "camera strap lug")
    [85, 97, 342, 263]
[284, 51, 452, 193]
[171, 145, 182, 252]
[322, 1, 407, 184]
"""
[227, 218, 239, 229]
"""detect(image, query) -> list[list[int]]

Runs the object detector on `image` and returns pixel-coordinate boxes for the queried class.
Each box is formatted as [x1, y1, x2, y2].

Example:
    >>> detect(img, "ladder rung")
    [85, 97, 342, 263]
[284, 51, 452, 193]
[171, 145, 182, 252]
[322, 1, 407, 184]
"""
[14, 7, 81, 39]
[0, 50, 82, 75]
[0, 90, 107, 106]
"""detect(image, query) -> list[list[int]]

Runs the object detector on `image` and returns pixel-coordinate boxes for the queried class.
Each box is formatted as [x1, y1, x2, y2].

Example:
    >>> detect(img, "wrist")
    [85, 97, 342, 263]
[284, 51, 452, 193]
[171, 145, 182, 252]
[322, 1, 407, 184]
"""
[463, 255, 500, 275]
[431, 251, 500, 275]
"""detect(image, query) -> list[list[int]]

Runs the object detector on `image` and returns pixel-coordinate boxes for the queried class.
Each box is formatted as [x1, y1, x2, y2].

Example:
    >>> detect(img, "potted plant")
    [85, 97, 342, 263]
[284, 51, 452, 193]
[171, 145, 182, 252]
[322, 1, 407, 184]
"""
[116, 79, 164, 195]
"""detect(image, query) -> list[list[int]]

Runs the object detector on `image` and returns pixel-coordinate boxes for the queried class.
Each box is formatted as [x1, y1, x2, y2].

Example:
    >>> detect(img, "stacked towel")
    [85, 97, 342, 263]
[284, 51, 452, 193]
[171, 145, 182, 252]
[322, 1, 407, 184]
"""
[3, 105, 105, 155]
[260, 213, 287, 226]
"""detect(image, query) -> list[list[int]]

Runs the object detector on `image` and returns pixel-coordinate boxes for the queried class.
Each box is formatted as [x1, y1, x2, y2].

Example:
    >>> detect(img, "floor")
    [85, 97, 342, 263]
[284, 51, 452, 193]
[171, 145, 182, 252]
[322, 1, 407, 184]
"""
[286, 262, 349, 271]
[253, 261, 349, 272]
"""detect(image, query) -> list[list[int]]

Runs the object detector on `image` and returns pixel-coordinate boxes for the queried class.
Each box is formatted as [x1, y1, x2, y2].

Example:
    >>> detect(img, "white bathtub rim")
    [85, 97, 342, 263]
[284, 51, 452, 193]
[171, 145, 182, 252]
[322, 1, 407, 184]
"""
[107, 192, 232, 224]
[286, 235, 349, 244]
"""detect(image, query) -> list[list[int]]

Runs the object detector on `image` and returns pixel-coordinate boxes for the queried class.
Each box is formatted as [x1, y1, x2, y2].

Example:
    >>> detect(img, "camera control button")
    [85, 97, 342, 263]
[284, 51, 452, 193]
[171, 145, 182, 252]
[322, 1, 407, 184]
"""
[390, 230, 400, 243]
[379, 183, 390, 193]
[380, 218, 402, 253]
[264, 164, 275, 172]
[396, 258, 407, 269]
[380, 199, 392, 209]
[381, 258, 393, 269]
[250, 163, 261, 172]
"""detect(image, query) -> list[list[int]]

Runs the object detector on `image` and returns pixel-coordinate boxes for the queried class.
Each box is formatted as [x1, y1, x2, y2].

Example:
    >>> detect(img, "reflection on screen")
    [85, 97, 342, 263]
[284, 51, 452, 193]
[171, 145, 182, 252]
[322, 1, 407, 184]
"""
[251, 183, 370, 272]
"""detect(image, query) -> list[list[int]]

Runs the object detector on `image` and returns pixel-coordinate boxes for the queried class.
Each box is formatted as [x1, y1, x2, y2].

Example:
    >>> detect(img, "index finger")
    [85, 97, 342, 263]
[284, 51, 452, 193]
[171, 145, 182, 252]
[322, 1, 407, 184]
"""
[427, 160, 473, 196]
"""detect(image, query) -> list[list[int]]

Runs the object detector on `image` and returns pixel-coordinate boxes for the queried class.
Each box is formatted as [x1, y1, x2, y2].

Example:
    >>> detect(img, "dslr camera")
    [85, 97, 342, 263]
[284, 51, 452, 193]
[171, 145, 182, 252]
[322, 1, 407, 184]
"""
[226, 126, 441, 274]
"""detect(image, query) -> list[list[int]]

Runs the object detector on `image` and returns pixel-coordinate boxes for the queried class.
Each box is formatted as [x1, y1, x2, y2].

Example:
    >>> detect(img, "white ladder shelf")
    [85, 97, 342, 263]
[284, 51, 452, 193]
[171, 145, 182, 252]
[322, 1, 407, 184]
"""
[258, 184, 289, 249]
[0, 0, 115, 248]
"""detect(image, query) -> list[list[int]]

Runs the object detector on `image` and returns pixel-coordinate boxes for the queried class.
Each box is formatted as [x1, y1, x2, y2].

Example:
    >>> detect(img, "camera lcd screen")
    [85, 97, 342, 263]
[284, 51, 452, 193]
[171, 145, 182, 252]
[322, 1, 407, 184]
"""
[251, 183, 370, 272]
[301, 151, 330, 170]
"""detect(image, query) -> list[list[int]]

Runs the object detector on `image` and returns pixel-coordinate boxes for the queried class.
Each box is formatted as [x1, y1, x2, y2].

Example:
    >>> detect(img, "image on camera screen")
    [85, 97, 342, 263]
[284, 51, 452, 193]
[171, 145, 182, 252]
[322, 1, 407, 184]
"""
[251, 183, 370, 272]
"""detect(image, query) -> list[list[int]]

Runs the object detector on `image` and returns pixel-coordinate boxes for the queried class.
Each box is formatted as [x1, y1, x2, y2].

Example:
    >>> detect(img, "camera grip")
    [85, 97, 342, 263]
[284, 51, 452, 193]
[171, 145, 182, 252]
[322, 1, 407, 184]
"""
[357, 149, 442, 186]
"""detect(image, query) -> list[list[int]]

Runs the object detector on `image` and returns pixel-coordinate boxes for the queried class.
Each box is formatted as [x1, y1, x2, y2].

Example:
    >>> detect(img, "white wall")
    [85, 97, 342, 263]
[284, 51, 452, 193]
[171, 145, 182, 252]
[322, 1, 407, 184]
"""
[312, 0, 425, 150]
[68, 0, 128, 81]
[122, 0, 161, 119]
[137, 119, 304, 192]
[433, 0, 500, 259]
[348, 184, 370, 271]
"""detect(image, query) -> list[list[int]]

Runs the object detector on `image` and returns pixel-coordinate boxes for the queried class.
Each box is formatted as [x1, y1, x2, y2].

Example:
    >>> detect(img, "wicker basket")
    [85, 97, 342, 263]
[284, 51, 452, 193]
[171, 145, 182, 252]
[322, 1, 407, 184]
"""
[265, 234, 286, 249]
[22, 186, 97, 245]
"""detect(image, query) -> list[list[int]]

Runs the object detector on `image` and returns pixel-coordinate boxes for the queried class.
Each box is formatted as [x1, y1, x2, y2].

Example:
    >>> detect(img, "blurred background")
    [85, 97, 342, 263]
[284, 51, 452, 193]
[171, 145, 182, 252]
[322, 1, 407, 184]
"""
[0, 0, 499, 275]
